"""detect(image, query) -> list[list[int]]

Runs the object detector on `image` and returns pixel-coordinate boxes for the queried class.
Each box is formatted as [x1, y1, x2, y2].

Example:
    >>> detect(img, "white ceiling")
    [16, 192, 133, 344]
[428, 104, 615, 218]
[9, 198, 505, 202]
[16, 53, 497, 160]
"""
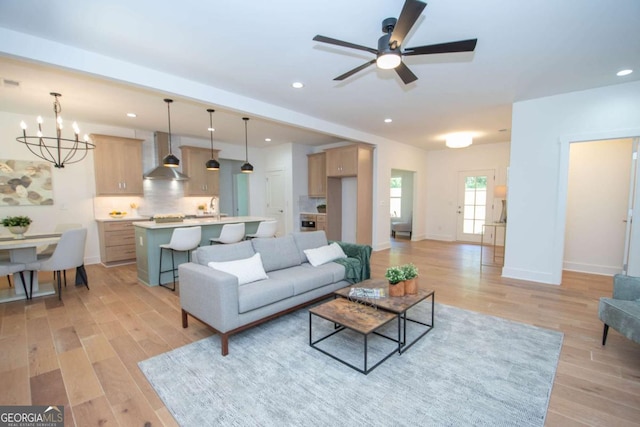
[0, 0, 638, 150]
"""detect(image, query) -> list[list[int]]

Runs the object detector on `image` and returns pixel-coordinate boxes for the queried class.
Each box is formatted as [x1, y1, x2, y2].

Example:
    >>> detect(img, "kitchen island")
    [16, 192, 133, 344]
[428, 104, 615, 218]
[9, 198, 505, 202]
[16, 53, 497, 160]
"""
[133, 216, 272, 287]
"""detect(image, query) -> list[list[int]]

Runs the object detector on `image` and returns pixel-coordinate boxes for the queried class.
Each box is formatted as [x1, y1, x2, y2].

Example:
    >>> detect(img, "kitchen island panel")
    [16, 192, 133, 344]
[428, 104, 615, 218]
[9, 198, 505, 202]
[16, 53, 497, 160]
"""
[133, 217, 270, 286]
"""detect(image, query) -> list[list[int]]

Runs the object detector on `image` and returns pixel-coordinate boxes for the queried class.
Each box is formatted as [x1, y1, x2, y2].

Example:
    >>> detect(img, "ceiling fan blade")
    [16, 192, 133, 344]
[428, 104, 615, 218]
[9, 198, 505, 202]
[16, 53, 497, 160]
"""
[403, 38, 478, 56]
[389, 0, 427, 48]
[334, 59, 377, 81]
[395, 61, 418, 84]
[313, 35, 378, 55]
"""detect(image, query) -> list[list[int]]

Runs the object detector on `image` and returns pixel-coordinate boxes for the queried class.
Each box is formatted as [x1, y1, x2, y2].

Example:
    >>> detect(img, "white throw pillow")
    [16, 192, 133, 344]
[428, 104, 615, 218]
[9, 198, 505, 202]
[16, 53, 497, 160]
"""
[303, 242, 347, 267]
[208, 253, 268, 285]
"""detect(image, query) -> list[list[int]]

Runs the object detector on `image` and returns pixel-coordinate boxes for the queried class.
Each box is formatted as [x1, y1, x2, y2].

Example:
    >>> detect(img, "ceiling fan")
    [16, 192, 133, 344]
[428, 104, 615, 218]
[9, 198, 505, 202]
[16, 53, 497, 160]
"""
[312, 0, 477, 84]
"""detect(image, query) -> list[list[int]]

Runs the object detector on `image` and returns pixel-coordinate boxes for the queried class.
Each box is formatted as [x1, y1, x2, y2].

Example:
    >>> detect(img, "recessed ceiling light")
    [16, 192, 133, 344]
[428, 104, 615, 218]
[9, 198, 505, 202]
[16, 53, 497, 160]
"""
[384, 118, 393, 123]
[208, 127, 215, 132]
[291, 82, 304, 89]
[126, 113, 137, 118]
[617, 69, 633, 77]
[265, 138, 271, 142]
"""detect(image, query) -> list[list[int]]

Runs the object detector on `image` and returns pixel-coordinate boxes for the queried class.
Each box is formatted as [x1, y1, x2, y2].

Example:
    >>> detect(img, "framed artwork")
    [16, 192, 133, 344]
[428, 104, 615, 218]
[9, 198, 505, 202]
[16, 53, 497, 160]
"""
[0, 159, 54, 206]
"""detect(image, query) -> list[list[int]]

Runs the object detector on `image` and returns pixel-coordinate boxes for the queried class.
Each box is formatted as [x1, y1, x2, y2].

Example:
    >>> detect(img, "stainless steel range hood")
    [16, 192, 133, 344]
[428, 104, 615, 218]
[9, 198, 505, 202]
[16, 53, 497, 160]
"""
[143, 131, 189, 181]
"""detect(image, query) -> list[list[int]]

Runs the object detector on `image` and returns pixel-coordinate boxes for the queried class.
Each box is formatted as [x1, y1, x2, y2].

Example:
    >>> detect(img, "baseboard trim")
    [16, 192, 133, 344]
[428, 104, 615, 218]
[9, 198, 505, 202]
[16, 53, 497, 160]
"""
[502, 267, 559, 285]
[562, 261, 619, 276]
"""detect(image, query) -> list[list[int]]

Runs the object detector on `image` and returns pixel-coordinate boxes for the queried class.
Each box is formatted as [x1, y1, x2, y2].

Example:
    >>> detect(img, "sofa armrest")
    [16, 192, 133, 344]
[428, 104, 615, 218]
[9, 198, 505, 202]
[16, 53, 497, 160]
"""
[332, 241, 372, 282]
[613, 274, 640, 301]
[178, 262, 240, 333]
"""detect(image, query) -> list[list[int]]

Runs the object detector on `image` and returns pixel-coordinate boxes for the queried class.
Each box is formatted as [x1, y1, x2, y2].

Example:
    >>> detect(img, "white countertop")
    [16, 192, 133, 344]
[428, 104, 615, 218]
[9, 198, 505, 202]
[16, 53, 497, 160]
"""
[95, 216, 150, 222]
[131, 216, 274, 230]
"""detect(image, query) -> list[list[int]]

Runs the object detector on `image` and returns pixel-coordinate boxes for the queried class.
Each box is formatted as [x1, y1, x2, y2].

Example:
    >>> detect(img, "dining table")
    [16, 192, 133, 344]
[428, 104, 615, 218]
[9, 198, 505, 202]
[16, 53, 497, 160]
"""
[0, 233, 61, 303]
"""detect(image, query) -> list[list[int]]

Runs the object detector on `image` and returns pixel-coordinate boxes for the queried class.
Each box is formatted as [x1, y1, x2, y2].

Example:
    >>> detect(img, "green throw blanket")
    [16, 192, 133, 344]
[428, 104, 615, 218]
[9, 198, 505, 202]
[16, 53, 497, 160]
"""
[332, 241, 372, 284]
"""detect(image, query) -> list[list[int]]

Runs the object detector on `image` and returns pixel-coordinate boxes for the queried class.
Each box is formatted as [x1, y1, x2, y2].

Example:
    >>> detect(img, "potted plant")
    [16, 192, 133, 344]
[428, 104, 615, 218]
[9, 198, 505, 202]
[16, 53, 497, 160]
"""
[2, 215, 32, 239]
[401, 263, 419, 295]
[385, 266, 406, 297]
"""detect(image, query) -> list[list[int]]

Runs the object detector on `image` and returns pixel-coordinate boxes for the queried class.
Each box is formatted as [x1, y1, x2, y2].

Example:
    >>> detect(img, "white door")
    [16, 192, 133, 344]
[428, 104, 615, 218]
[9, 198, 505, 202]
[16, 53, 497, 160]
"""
[456, 170, 495, 243]
[265, 170, 286, 236]
[624, 139, 640, 275]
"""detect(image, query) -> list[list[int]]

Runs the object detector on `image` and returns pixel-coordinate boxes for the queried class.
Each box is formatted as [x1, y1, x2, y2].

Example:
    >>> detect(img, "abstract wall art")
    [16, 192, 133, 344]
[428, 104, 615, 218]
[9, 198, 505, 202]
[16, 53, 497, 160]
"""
[0, 159, 54, 206]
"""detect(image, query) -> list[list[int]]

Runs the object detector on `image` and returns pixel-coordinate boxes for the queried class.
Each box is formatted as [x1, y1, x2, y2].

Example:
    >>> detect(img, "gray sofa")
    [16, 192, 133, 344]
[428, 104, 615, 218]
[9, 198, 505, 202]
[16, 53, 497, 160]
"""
[178, 230, 371, 355]
[599, 274, 640, 346]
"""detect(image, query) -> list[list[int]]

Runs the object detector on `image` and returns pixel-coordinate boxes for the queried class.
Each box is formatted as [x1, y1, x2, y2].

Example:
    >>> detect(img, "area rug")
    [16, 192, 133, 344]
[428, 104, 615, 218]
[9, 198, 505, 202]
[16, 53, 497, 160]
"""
[139, 302, 563, 427]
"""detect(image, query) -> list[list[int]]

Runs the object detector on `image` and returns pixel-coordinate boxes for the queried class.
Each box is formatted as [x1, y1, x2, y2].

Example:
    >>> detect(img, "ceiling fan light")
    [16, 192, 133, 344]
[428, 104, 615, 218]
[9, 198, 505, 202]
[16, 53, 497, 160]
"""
[445, 133, 473, 148]
[376, 53, 401, 70]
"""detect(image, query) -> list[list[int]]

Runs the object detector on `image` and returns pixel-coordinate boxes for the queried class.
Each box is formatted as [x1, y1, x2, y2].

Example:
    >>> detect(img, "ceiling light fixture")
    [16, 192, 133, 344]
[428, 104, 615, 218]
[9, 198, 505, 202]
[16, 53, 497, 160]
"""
[17, 92, 94, 168]
[162, 99, 180, 167]
[384, 118, 393, 123]
[376, 52, 401, 70]
[240, 117, 254, 174]
[617, 69, 633, 76]
[126, 112, 137, 118]
[292, 82, 304, 89]
[265, 138, 271, 142]
[205, 109, 220, 171]
[445, 133, 473, 148]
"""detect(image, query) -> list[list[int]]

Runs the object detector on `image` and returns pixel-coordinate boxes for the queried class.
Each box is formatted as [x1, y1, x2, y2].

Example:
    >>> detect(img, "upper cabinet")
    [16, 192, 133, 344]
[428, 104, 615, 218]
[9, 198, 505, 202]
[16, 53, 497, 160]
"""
[326, 145, 359, 177]
[180, 146, 220, 196]
[91, 134, 144, 196]
[307, 152, 326, 197]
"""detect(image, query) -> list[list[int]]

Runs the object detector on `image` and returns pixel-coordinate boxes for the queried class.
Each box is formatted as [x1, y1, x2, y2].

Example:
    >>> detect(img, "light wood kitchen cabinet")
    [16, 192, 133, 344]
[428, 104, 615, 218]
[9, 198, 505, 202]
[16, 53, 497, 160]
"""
[180, 146, 220, 196]
[316, 214, 326, 232]
[97, 220, 137, 266]
[91, 134, 144, 196]
[325, 144, 374, 245]
[326, 145, 359, 177]
[307, 152, 326, 197]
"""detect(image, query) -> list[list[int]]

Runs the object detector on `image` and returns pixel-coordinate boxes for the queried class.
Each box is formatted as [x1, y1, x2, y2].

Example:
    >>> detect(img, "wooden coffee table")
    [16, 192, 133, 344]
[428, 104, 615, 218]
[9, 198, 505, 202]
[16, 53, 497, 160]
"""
[334, 278, 435, 354]
[309, 298, 399, 374]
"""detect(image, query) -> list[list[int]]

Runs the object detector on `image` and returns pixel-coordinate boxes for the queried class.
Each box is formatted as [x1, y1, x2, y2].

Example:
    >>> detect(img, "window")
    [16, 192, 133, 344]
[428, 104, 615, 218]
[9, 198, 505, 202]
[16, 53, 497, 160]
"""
[390, 177, 402, 218]
[463, 176, 487, 234]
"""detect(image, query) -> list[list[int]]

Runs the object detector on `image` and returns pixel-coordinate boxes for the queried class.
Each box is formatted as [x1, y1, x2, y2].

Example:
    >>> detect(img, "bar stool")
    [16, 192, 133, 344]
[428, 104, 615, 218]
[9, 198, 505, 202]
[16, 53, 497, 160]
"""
[159, 226, 202, 291]
[245, 220, 277, 239]
[210, 223, 245, 244]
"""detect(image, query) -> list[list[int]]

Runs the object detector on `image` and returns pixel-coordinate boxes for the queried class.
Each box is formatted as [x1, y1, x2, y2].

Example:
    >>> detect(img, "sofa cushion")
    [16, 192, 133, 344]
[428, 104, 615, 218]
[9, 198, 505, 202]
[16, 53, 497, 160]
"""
[208, 253, 268, 285]
[193, 240, 255, 266]
[238, 278, 294, 313]
[251, 235, 302, 272]
[292, 231, 328, 263]
[268, 264, 339, 295]
[304, 242, 347, 267]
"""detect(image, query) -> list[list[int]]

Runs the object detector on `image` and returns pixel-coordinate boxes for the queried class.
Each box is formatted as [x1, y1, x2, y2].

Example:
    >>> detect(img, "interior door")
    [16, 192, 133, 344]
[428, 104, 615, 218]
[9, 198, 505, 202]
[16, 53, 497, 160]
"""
[623, 139, 640, 275]
[456, 170, 495, 243]
[265, 170, 286, 236]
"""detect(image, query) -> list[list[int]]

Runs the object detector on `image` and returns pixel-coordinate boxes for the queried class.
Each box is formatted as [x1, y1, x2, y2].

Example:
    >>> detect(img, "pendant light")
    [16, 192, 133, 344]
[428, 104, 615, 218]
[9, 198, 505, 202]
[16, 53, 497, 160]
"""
[240, 117, 254, 174]
[162, 98, 180, 167]
[205, 109, 220, 170]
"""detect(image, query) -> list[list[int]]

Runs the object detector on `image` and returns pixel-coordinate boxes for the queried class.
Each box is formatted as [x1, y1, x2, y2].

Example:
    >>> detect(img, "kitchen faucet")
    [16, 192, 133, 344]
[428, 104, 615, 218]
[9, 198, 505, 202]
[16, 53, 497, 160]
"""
[209, 196, 221, 220]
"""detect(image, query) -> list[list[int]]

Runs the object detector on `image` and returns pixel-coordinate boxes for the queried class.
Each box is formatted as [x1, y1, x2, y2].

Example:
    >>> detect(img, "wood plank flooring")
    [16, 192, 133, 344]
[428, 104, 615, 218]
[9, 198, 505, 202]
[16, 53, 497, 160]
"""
[1, 238, 639, 426]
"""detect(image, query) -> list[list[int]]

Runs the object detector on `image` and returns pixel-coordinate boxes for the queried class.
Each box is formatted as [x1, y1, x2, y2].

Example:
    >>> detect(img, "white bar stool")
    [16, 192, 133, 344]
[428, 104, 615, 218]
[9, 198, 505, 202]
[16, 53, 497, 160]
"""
[159, 226, 202, 291]
[245, 220, 277, 239]
[210, 223, 245, 244]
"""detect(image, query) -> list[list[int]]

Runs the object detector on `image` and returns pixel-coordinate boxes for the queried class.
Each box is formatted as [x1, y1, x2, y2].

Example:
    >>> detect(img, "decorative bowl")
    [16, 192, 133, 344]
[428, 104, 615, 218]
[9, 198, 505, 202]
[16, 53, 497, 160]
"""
[109, 213, 127, 219]
[8, 225, 29, 239]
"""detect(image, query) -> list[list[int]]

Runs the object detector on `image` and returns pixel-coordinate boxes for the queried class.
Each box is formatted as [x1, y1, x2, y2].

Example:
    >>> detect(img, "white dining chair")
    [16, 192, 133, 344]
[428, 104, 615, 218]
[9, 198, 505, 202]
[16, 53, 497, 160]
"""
[0, 261, 27, 297]
[245, 220, 278, 239]
[159, 226, 202, 291]
[37, 223, 82, 259]
[210, 223, 245, 245]
[25, 228, 88, 301]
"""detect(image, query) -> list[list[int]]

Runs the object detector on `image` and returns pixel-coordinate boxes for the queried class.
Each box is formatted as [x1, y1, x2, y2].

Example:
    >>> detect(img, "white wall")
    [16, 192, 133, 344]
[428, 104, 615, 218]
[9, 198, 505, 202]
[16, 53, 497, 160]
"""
[424, 142, 511, 241]
[564, 139, 633, 275]
[506, 80, 640, 285]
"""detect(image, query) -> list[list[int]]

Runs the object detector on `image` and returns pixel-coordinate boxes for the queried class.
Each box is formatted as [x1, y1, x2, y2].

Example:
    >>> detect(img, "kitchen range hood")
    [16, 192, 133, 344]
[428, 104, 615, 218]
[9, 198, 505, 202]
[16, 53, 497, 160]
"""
[143, 131, 189, 181]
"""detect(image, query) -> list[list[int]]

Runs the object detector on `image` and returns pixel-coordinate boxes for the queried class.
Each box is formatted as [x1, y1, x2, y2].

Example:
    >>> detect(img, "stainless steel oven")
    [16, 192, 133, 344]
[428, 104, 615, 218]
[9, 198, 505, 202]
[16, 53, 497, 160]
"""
[300, 214, 317, 231]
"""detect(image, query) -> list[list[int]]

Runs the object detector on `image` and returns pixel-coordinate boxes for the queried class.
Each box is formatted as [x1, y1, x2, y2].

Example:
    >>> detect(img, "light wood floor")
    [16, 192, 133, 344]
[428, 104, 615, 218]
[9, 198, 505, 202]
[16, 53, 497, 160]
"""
[1, 239, 639, 426]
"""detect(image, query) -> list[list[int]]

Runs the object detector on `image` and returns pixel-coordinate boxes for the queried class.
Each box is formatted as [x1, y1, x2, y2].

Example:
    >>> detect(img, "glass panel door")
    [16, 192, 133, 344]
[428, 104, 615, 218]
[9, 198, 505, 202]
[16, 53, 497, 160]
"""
[457, 170, 494, 243]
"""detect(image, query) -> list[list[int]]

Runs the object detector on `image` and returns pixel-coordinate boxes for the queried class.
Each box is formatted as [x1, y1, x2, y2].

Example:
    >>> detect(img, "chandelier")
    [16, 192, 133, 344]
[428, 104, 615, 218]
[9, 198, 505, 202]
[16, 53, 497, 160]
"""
[16, 92, 94, 168]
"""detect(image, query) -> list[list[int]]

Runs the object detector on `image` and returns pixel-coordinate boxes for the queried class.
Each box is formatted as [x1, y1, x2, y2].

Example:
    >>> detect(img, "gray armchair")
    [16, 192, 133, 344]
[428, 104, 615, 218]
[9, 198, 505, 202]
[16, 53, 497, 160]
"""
[598, 274, 640, 346]
[391, 212, 412, 238]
